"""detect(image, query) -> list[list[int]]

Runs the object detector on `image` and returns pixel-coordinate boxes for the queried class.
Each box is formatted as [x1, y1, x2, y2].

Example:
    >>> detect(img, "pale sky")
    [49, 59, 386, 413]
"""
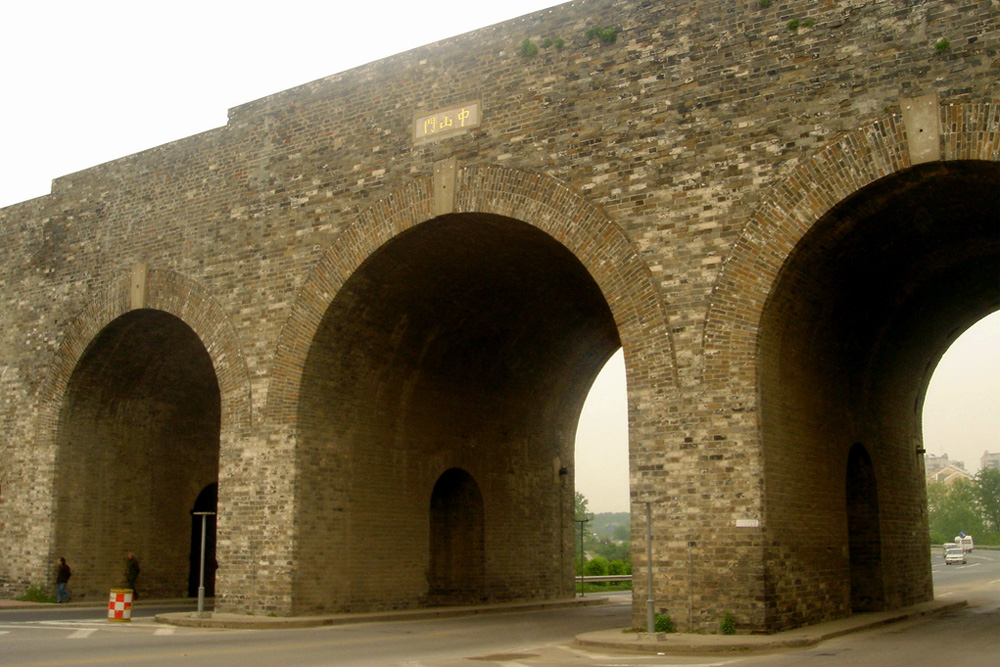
[2, 2, 995, 513]
[922, 311, 1000, 475]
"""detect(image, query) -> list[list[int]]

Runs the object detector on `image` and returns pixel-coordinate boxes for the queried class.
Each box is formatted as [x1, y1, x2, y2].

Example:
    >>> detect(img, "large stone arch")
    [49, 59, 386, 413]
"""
[268, 165, 676, 420]
[266, 164, 676, 614]
[704, 100, 999, 630]
[40, 267, 252, 435]
[37, 266, 252, 597]
[704, 100, 999, 390]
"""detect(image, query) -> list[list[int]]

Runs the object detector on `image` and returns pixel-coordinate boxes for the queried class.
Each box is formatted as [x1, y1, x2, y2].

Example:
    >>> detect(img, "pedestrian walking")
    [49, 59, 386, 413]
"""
[125, 551, 140, 600]
[55, 557, 71, 603]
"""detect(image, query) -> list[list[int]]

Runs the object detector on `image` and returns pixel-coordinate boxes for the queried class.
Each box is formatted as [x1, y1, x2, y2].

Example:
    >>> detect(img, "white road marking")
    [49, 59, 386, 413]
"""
[68, 628, 97, 639]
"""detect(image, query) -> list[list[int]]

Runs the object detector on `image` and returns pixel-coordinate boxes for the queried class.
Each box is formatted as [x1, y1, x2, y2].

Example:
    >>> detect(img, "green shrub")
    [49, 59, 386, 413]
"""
[721, 611, 737, 635]
[584, 556, 609, 577]
[787, 19, 800, 31]
[654, 612, 675, 633]
[585, 26, 618, 44]
[935, 38, 950, 52]
[759, 0, 772, 7]
[519, 39, 538, 58]
[16, 583, 55, 603]
[608, 560, 626, 576]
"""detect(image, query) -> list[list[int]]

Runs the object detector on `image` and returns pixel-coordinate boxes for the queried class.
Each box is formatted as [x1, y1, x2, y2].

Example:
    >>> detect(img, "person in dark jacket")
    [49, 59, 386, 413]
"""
[55, 557, 71, 603]
[125, 551, 140, 600]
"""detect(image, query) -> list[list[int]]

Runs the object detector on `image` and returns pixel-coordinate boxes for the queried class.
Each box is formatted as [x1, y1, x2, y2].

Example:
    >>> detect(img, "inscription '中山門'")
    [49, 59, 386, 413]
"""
[414, 102, 481, 143]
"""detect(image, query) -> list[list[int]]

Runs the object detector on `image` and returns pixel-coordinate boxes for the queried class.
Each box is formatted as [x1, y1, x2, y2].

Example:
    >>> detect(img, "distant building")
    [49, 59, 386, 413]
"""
[981, 451, 1000, 471]
[925, 453, 972, 485]
[925, 453, 965, 474]
[927, 465, 973, 485]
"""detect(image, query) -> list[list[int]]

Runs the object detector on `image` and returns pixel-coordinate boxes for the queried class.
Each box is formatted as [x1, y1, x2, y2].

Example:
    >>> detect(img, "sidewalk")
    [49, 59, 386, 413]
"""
[0, 597, 199, 610]
[574, 598, 967, 654]
[156, 597, 607, 630]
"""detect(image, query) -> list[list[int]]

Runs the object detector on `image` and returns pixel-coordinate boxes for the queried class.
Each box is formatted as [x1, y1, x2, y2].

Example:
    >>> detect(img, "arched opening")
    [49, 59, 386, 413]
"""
[758, 161, 998, 626]
[188, 483, 218, 598]
[573, 348, 630, 578]
[428, 468, 485, 605]
[54, 309, 221, 600]
[846, 443, 884, 612]
[294, 213, 621, 613]
[575, 349, 629, 514]
[922, 311, 1000, 476]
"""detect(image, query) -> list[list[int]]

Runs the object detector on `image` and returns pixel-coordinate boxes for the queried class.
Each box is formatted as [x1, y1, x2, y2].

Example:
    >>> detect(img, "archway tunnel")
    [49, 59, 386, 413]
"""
[54, 309, 221, 600]
[758, 161, 999, 628]
[294, 213, 621, 613]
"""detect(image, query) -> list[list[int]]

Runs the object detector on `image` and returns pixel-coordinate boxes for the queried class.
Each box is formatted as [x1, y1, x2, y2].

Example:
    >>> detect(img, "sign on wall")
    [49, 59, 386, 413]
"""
[413, 101, 481, 144]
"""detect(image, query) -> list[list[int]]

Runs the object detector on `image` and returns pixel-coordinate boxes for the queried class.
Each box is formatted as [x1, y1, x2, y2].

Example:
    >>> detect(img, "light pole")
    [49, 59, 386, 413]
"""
[645, 501, 655, 633]
[574, 518, 589, 596]
[193, 511, 215, 617]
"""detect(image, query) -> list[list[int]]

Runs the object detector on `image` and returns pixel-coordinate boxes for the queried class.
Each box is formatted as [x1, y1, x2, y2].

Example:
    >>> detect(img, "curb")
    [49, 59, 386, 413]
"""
[0, 597, 203, 611]
[573, 599, 967, 654]
[156, 596, 608, 630]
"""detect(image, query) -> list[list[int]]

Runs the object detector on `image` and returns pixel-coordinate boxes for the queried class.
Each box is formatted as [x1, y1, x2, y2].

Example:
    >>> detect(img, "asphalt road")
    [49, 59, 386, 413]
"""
[0, 550, 996, 666]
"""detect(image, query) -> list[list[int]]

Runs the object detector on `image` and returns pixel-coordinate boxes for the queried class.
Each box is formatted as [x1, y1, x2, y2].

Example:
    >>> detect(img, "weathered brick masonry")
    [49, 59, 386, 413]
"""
[0, 0, 997, 633]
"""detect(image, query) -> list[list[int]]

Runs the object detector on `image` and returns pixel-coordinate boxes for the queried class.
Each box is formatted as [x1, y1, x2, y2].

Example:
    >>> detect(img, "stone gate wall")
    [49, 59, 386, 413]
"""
[1, 0, 997, 631]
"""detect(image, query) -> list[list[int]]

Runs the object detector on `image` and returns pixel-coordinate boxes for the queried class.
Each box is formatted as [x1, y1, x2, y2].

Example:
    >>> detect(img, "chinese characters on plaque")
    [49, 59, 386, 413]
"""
[413, 101, 481, 144]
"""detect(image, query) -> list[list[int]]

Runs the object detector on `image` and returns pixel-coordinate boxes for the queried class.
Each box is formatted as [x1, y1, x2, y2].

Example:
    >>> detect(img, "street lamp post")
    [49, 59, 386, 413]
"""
[574, 518, 589, 597]
[645, 501, 655, 633]
[192, 511, 215, 617]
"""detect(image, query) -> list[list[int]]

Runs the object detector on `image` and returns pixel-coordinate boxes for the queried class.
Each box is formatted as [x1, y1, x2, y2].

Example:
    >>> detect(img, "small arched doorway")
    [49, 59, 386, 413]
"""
[188, 483, 218, 597]
[846, 443, 884, 612]
[428, 468, 485, 606]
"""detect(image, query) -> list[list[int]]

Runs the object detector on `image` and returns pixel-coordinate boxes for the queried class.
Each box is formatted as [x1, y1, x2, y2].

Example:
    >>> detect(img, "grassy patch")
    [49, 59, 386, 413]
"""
[16, 583, 55, 603]
[578, 581, 632, 594]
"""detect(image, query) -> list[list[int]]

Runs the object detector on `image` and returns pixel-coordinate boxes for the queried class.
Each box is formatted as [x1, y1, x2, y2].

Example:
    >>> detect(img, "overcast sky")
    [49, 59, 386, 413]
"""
[2, 2, 995, 513]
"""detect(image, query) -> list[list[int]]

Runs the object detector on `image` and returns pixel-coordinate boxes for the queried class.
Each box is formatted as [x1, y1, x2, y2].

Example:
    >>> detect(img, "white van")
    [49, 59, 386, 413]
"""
[955, 535, 974, 552]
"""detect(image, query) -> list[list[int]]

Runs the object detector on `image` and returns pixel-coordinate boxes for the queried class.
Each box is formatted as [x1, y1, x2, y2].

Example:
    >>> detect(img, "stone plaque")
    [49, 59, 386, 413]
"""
[414, 101, 481, 144]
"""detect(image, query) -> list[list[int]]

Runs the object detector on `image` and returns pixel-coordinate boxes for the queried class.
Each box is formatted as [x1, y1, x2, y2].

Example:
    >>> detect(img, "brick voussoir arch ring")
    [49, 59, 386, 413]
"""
[266, 164, 678, 423]
[703, 100, 1000, 392]
[40, 267, 253, 435]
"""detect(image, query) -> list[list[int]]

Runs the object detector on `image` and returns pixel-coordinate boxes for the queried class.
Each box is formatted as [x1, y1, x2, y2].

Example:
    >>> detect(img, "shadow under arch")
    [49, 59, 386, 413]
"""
[271, 165, 676, 614]
[704, 102, 999, 630]
[846, 443, 883, 613]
